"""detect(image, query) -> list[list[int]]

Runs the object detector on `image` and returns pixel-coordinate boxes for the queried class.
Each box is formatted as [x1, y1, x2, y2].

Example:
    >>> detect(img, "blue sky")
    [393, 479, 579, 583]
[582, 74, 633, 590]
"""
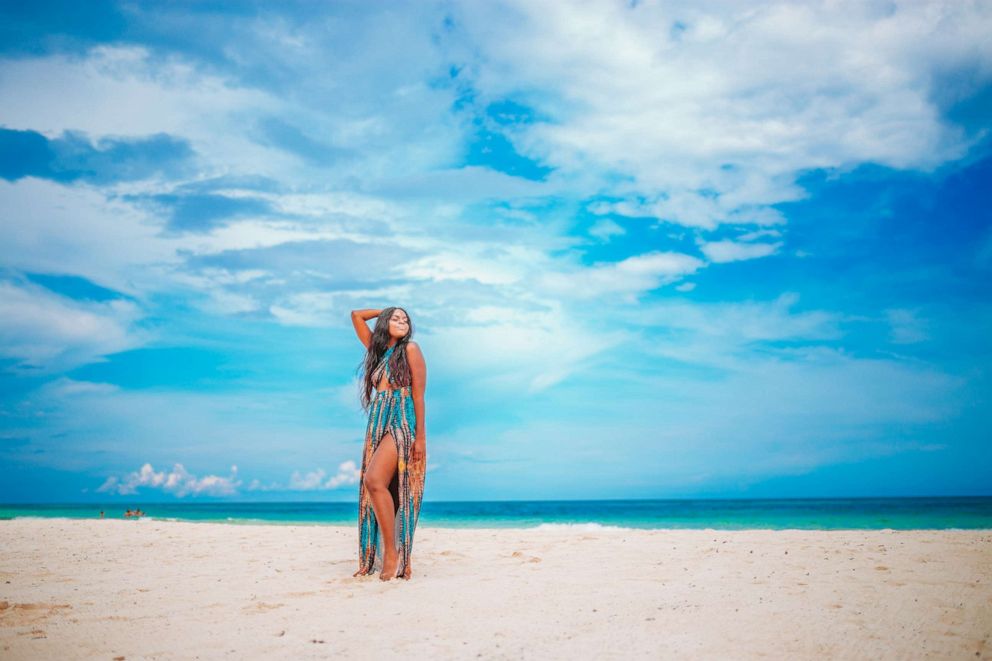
[1, 1, 990, 503]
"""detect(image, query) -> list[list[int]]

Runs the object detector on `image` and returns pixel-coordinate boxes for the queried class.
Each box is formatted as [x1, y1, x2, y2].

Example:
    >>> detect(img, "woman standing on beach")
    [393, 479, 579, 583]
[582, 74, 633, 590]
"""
[350, 307, 427, 580]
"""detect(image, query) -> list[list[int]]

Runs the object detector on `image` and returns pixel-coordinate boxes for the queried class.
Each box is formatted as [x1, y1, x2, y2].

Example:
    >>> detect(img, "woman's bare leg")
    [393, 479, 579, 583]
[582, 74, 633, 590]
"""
[363, 431, 401, 580]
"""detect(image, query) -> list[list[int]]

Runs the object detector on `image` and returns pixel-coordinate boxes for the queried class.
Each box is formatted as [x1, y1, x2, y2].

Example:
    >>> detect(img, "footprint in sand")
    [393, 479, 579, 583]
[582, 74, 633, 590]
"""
[510, 551, 542, 563]
[243, 602, 285, 613]
[0, 601, 73, 627]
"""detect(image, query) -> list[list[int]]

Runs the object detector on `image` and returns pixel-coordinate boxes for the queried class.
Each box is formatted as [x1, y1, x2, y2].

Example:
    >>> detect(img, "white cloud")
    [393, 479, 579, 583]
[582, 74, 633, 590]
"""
[255, 461, 360, 491]
[537, 251, 706, 301]
[41, 377, 120, 397]
[246, 478, 282, 492]
[698, 239, 783, 263]
[0, 45, 278, 139]
[288, 468, 326, 490]
[588, 218, 626, 242]
[0, 46, 298, 184]
[0, 279, 148, 373]
[0, 3, 468, 183]
[428, 302, 631, 393]
[736, 228, 783, 242]
[97, 462, 242, 497]
[589, 196, 790, 231]
[453, 0, 992, 227]
[269, 284, 415, 328]
[0, 177, 420, 328]
[0, 179, 177, 298]
[324, 460, 361, 489]
[397, 245, 535, 286]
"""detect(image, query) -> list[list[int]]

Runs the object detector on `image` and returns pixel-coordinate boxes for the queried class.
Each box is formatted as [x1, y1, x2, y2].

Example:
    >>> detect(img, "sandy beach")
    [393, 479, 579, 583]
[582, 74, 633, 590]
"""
[0, 519, 989, 659]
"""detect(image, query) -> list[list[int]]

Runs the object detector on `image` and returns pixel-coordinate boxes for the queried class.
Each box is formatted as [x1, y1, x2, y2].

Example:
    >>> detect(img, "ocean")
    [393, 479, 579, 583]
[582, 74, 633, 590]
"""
[2, 496, 991, 530]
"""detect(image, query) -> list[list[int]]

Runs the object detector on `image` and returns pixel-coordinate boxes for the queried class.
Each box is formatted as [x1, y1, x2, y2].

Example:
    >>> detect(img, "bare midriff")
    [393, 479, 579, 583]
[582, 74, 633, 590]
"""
[375, 381, 411, 393]
[375, 384, 410, 394]
[374, 374, 394, 393]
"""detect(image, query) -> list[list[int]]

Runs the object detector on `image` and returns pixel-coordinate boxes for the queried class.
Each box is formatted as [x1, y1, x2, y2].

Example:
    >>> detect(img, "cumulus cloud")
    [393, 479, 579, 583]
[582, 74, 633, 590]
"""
[250, 461, 361, 491]
[324, 460, 361, 489]
[97, 462, 242, 497]
[288, 468, 327, 490]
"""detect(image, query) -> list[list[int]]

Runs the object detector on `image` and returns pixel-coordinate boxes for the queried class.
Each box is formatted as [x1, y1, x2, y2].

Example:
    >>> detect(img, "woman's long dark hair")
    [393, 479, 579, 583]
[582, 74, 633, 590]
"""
[357, 306, 415, 412]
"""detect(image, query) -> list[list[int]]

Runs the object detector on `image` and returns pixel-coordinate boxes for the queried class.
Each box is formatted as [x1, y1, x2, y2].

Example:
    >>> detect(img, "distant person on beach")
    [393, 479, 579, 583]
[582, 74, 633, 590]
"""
[99, 510, 104, 518]
[124, 509, 133, 518]
[350, 307, 428, 581]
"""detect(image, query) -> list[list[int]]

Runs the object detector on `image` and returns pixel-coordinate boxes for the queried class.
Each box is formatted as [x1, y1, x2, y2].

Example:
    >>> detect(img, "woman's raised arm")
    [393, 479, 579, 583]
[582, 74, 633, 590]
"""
[350, 309, 380, 348]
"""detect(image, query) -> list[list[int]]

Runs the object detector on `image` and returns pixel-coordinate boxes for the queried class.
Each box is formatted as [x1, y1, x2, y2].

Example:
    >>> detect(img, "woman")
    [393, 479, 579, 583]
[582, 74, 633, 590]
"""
[350, 307, 428, 580]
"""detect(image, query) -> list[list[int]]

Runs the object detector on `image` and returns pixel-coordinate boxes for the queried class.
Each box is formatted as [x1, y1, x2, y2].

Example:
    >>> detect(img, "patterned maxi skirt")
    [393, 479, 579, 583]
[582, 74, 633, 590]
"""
[356, 385, 426, 579]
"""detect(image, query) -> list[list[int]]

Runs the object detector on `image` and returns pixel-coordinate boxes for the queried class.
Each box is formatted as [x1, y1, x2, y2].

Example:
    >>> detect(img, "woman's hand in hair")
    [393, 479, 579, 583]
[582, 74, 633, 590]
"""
[350, 309, 381, 348]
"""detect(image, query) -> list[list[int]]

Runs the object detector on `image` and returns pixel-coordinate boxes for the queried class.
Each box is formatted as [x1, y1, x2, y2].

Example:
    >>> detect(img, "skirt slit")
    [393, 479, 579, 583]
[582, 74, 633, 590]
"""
[355, 387, 426, 579]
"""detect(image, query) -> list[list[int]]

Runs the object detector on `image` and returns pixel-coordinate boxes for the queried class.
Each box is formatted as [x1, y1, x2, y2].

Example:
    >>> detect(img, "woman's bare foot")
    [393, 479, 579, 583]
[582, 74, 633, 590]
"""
[380, 549, 399, 581]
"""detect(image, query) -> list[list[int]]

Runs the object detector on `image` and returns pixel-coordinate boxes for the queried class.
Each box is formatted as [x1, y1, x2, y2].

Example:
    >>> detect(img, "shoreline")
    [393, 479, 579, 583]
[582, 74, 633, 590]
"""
[5, 515, 992, 532]
[5, 496, 991, 533]
[2, 518, 990, 658]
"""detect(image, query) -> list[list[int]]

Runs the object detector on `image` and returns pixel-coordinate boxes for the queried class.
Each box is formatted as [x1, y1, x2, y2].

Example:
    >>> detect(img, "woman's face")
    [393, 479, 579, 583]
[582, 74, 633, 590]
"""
[388, 309, 409, 338]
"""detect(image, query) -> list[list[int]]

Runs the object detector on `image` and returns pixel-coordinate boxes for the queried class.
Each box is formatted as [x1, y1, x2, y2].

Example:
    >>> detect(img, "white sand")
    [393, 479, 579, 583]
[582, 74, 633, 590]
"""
[1, 519, 990, 659]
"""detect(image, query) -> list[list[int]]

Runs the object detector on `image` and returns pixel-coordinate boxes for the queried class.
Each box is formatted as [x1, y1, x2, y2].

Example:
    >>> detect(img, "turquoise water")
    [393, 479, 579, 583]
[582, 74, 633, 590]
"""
[1, 497, 991, 530]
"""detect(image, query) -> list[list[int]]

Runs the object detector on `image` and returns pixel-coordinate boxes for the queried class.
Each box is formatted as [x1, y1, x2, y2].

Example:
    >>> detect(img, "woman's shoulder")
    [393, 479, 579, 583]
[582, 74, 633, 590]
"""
[404, 340, 423, 355]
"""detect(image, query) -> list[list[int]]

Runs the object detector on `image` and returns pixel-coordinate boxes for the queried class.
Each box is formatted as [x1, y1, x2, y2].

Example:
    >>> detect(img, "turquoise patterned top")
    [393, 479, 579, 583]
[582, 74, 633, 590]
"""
[371, 344, 397, 390]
